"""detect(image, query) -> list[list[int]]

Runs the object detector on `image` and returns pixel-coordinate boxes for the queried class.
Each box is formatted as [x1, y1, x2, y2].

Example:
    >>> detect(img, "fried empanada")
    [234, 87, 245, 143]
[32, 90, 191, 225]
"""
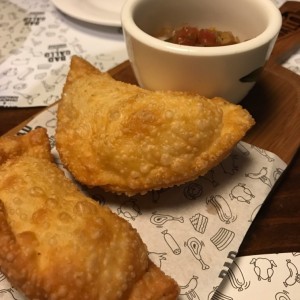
[56, 56, 255, 196]
[0, 129, 179, 300]
[0, 128, 52, 165]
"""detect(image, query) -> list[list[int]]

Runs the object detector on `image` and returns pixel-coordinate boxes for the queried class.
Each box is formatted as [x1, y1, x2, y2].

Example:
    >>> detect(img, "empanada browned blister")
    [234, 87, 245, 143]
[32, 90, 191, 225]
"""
[0, 128, 179, 300]
[56, 56, 255, 196]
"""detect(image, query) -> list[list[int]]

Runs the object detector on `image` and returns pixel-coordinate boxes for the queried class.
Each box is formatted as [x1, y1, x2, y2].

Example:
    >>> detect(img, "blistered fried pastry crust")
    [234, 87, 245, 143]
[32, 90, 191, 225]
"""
[0, 127, 52, 164]
[0, 129, 179, 300]
[56, 56, 255, 196]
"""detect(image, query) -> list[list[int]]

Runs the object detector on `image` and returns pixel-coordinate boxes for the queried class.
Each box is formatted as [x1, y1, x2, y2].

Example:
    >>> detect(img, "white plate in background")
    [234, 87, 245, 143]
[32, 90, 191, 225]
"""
[50, 0, 125, 27]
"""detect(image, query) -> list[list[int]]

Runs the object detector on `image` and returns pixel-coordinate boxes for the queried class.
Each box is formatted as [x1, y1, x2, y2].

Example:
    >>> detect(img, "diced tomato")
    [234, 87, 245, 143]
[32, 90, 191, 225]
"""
[197, 29, 218, 46]
[162, 25, 239, 47]
[172, 26, 199, 46]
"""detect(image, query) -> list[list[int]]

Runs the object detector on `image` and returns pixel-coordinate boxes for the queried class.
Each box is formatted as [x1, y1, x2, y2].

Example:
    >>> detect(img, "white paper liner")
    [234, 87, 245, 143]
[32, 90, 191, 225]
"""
[215, 252, 300, 299]
[0, 0, 127, 107]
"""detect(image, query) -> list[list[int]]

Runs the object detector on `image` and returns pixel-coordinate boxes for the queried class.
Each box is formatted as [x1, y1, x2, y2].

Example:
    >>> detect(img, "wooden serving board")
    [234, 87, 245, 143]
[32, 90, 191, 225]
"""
[240, 35, 300, 164]
[5, 2, 300, 165]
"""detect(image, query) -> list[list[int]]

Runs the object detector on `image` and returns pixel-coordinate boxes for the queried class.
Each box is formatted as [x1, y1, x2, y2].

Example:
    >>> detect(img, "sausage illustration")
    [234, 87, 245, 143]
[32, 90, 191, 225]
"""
[206, 195, 236, 224]
[227, 261, 249, 291]
[179, 276, 200, 300]
[246, 167, 272, 188]
[283, 259, 300, 287]
[161, 230, 181, 255]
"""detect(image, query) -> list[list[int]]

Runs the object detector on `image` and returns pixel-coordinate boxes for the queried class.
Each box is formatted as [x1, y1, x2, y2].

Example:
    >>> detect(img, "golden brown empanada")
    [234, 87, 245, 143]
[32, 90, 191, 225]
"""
[0, 128, 52, 165]
[0, 129, 179, 300]
[56, 56, 255, 196]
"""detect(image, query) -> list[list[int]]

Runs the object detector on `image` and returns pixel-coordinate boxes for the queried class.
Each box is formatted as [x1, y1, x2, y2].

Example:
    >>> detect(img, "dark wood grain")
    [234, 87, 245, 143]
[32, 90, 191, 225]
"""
[0, 107, 43, 136]
[238, 150, 300, 256]
[0, 1, 300, 256]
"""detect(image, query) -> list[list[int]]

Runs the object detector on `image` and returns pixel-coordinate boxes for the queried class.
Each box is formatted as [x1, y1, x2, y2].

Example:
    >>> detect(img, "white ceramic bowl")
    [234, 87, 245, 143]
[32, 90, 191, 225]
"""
[121, 0, 282, 103]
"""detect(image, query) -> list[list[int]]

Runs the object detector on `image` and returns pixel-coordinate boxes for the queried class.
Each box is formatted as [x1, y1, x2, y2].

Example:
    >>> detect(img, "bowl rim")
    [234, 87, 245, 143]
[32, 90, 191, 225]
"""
[121, 0, 282, 56]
